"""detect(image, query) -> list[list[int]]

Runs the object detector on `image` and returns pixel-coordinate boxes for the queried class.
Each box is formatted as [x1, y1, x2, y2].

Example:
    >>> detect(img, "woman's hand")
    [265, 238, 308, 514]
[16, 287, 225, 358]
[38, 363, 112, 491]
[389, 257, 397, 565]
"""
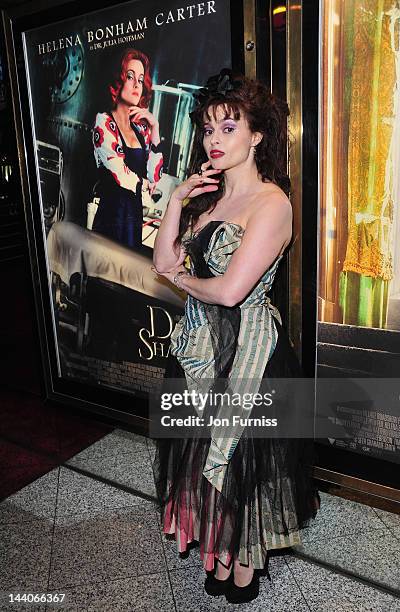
[172, 161, 221, 203]
[129, 105, 159, 129]
[151, 263, 190, 289]
[148, 182, 157, 196]
[129, 106, 160, 146]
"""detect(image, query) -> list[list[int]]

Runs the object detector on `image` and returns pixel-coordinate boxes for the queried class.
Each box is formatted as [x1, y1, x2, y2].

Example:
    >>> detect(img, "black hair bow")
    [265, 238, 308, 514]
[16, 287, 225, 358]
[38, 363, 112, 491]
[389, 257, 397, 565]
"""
[193, 68, 240, 106]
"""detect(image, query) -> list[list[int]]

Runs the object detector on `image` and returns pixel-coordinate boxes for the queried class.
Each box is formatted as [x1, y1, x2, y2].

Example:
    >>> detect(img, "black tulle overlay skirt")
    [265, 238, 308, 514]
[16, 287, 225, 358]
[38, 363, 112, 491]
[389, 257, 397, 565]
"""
[152, 317, 319, 571]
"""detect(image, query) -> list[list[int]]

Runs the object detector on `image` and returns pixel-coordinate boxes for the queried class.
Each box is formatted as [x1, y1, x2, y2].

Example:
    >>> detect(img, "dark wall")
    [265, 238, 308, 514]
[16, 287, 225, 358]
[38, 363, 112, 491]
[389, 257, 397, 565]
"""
[0, 6, 43, 395]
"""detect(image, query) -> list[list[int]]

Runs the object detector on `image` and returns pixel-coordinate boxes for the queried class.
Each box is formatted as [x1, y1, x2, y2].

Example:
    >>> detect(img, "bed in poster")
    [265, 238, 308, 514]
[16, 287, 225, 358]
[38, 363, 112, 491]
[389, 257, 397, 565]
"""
[22, 0, 231, 398]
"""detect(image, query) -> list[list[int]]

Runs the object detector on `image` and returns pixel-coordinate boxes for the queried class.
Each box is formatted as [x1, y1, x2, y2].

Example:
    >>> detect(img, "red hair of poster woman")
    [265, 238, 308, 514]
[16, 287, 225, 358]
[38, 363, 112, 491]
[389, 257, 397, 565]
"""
[109, 48, 153, 109]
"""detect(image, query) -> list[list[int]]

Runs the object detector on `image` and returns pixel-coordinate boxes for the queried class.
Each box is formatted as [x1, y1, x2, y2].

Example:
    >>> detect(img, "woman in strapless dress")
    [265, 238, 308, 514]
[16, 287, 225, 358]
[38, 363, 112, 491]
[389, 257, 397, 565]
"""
[151, 68, 320, 605]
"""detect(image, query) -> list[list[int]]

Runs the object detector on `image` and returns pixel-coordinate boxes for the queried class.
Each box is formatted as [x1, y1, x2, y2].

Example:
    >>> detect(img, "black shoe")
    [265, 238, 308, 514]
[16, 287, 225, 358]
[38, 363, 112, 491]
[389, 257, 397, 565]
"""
[225, 572, 260, 604]
[257, 554, 272, 582]
[204, 569, 233, 596]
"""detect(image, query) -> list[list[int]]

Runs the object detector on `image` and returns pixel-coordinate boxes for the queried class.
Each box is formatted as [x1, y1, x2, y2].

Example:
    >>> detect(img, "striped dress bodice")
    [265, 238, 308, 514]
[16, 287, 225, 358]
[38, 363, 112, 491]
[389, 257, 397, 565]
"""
[169, 220, 284, 492]
[170, 221, 283, 382]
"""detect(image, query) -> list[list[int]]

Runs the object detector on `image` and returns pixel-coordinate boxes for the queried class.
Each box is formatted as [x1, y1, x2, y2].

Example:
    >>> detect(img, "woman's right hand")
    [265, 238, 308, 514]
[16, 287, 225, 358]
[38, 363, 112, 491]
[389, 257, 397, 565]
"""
[172, 161, 221, 203]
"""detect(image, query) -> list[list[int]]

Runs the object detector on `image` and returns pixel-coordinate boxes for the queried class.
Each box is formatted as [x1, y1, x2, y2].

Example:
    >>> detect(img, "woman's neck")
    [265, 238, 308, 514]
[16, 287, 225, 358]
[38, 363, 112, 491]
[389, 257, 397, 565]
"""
[113, 103, 131, 131]
[222, 160, 262, 199]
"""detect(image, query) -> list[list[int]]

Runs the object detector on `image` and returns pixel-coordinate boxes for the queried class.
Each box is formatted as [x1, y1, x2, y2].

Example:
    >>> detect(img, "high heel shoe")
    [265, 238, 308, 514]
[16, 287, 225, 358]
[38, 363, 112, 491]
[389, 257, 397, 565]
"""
[258, 553, 272, 582]
[225, 572, 260, 604]
[204, 569, 233, 596]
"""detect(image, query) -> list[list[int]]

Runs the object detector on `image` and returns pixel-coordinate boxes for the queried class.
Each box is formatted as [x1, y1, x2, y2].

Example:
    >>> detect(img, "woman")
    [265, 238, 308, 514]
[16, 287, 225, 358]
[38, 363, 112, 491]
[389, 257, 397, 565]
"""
[151, 69, 320, 604]
[92, 48, 163, 249]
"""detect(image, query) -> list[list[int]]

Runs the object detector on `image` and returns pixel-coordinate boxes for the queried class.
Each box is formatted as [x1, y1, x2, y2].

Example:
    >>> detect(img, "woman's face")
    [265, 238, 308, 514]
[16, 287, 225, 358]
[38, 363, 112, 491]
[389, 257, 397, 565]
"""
[119, 59, 145, 106]
[202, 104, 261, 171]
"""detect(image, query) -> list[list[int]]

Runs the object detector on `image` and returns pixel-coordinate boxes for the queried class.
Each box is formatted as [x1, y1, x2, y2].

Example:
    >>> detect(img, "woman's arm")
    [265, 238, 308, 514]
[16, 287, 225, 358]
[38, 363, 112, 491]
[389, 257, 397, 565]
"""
[93, 113, 140, 192]
[158, 195, 292, 307]
[153, 164, 220, 273]
[128, 107, 163, 183]
[153, 194, 186, 273]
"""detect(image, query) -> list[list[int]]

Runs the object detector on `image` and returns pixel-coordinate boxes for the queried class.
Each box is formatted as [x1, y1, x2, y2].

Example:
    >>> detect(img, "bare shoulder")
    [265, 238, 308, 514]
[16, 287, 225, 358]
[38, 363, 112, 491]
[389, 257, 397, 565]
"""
[247, 185, 292, 225]
[241, 186, 292, 254]
[261, 184, 291, 211]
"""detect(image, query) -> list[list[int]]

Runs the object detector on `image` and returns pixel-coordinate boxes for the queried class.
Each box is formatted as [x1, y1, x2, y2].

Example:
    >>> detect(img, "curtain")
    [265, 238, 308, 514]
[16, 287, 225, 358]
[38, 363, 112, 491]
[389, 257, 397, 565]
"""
[339, 0, 397, 328]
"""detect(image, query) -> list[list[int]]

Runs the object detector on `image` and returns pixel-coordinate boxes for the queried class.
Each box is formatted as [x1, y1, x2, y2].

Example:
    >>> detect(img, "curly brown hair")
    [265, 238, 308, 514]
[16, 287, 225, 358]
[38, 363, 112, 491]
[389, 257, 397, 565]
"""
[174, 69, 291, 248]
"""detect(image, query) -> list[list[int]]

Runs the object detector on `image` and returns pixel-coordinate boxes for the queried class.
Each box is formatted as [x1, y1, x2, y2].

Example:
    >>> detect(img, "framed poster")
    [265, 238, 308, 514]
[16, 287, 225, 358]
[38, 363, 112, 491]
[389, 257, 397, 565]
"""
[3, 0, 245, 426]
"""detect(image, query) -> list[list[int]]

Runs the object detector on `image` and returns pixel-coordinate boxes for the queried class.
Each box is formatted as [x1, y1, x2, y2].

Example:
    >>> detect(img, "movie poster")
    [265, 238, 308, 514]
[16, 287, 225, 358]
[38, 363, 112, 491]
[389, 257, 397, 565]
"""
[22, 0, 231, 399]
[317, 0, 400, 463]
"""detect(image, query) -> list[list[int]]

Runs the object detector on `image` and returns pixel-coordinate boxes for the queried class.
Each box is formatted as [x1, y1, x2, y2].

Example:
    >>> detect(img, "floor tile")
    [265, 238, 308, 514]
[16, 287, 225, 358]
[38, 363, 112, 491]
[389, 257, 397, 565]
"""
[2, 424, 399, 611]
[374, 508, 400, 530]
[391, 526, 400, 542]
[161, 535, 204, 571]
[0, 437, 57, 500]
[169, 555, 310, 611]
[0, 518, 52, 591]
[0, 596, 45, 612]
[65, 429, 148, 462]
[295, 528, 400, 592]
[55, 465, 156, 519]
[0, 469, 58, 526]
[65, 449, 156, 498]
[286, 555, 400, 611]
[45, 572, 175, 611]
[49, 506, 166, 590]
[300, 492, 383, 544]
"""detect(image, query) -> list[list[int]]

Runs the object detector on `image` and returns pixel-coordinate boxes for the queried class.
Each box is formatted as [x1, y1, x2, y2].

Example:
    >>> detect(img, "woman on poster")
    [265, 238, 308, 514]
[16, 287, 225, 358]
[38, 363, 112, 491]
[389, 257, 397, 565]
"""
[92, 48, 163, 249]
[151, 69, 320, 604]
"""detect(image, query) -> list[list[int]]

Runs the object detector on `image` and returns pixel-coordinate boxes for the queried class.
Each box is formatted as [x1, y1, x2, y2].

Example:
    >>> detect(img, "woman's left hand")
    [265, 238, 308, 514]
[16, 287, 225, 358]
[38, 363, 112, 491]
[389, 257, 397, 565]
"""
[129, 106, 159, 129]
[148, 182, 157, 195]
[151, 263, 189, 288]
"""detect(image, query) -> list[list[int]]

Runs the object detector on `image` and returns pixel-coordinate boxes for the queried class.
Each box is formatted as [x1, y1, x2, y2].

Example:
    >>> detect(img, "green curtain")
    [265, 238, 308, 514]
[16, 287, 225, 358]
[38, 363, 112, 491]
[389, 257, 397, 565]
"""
[339, 0, 395, 328]
[339, 270, 389, 328]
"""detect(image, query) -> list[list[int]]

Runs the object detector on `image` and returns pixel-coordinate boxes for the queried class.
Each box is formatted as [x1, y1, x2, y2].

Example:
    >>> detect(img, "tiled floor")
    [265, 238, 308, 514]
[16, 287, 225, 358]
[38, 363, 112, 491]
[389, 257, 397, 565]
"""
[1, 429, 399, 611]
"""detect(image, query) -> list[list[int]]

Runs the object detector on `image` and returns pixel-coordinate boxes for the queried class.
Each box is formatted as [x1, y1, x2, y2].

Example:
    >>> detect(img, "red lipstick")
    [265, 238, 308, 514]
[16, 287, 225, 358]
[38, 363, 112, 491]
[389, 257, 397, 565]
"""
[210, 150, 225, 159]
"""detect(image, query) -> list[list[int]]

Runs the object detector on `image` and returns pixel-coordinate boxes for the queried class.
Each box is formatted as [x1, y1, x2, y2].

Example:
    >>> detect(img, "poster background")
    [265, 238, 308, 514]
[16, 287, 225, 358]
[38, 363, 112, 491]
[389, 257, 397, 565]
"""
[21, 0, 232, 405]
[24, 0, 230, 226]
